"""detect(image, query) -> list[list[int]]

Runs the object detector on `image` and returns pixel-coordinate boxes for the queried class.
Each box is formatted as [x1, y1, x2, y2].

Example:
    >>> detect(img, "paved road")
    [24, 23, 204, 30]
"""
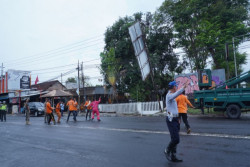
[0, 114, 250, 167]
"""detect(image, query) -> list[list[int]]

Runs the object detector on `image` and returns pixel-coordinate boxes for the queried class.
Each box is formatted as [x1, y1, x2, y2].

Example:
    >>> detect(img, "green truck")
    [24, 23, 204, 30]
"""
[194, 69, 250, 119]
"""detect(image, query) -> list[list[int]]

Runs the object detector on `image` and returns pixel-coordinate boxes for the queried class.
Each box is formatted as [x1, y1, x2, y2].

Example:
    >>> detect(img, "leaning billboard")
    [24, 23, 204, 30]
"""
[7, 70, 31, 90]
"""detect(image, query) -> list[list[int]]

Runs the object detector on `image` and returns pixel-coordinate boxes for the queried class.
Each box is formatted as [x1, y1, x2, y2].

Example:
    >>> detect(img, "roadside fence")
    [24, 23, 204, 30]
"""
[99, 101, 163, 115]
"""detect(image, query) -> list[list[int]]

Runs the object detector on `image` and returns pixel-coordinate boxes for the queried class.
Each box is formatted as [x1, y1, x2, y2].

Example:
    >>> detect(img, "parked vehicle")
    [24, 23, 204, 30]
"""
[194, 69, 250, 119]
[25, 102, 45, 116]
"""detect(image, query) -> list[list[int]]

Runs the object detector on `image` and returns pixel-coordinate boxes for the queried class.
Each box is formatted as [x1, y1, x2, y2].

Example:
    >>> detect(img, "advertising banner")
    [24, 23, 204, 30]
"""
[7, 70, 31, 90]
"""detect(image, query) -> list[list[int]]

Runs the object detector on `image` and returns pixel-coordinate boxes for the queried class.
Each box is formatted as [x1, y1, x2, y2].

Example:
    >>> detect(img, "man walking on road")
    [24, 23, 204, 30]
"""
[84, 98, 92, 120]
[24, 98, 30, 125]
[164, 81, 187, 162]
[176, 91, 195, 134]
[44, 100, 48, 123]
[46, 98, 55, 125]
[66, 97, 78, 122]
[55, 101, 62, 123]
[60, 102, 64, 117]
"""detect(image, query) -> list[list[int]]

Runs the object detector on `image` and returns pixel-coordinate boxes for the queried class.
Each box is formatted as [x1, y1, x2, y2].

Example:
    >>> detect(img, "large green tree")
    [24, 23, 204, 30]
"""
[100, 12, 180, 101]
[158, 0, 249, 76]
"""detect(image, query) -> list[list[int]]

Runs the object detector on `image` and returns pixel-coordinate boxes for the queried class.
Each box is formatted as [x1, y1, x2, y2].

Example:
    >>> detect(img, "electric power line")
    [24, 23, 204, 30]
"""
[4, 34, 104, 64]
[6, 41, 104, 68]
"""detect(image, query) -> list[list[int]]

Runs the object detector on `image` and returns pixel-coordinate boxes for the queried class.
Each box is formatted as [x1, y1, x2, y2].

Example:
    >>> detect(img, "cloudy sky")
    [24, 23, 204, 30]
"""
[0, 0, 249, 86]
[0, 0, 164, 85]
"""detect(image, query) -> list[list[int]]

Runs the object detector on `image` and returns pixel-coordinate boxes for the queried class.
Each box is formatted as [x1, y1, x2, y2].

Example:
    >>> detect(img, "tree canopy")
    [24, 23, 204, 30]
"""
[100, 0, 250, 101]
[158, 0, 249, 75]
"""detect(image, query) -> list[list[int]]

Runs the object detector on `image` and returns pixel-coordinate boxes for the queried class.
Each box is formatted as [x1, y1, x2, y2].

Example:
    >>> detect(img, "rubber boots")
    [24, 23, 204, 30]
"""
[171, 147, 182, 162]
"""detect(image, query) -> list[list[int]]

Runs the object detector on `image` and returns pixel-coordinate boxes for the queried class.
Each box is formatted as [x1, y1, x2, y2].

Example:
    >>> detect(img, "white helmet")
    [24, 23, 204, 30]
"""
[3, 101, 6, 104]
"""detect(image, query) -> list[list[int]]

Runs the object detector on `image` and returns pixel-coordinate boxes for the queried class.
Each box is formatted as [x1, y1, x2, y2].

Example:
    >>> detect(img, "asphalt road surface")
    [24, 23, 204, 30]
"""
[0, 114, 250, 167]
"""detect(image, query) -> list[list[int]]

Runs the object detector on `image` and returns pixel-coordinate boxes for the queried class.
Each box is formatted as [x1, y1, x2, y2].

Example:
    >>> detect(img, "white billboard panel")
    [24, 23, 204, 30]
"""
[128, 26, 137, 42]
[134, 22, 142, 37]
[129, 22, 151, 81]
[137, 51, 150, 80]
[8, 70, 31, 90]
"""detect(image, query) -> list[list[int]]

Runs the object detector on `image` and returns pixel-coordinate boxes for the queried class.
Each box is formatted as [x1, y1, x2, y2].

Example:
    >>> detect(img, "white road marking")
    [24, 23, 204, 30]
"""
[4, 121, 250, 140]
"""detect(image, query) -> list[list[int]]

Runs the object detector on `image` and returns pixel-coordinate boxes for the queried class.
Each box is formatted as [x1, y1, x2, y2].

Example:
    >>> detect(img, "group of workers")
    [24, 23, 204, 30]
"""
[3, 82, 194, 163]
[164, 80, 194, 163]
[0, 101, 7, 122]
[23, 96, 102, 125]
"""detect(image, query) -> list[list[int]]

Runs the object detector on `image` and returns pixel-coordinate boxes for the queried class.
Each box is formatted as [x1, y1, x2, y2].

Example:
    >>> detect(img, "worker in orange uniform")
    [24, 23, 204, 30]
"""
[176, 91, 195, 134]
[55, 101, 62, 123]
[46, 98, 55, 125]
[66, 97, 78, 122]
[84, 98, 92, 120]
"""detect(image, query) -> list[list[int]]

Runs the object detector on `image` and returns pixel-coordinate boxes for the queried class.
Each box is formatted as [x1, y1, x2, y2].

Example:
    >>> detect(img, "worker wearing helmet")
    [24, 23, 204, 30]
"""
[164, 81, 187, 162]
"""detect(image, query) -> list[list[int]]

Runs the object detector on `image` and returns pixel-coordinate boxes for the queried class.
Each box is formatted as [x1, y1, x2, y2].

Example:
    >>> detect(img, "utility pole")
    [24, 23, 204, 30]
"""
[81, 62, 85, 101]
[1, 63, 3, 78]
[232, 37, 238, 78]
[77, 60, 80, 105]
[232, 37, 238, 88]
[61, 73, 63, 90]
[0, 63, 5, 93]
[225, 43, 230, 80]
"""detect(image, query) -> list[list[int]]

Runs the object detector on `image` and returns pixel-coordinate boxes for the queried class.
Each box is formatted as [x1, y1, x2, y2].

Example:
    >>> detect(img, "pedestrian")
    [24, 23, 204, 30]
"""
[79, 102, 84, 114]
[1, 101, 7, 122]
[90, 97, 101, 121]
[44, 100, 48, 123]
[84, 98, 92, 120]
[0, 101, 3, 122]
[46, 98, 55, 125]
[60, 102, 64, 117]
[24, 98, 30, 125]
[73, 98, 79, 115]
[66, 97, 78, 122]
[164, 81, 187, 162]
[176, 91, 195, 134]
[55, 101, 62, 123]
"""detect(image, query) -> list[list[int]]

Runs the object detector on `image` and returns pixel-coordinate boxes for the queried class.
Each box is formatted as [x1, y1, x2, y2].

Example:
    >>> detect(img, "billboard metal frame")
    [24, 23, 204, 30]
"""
[129, 22, 151, 81]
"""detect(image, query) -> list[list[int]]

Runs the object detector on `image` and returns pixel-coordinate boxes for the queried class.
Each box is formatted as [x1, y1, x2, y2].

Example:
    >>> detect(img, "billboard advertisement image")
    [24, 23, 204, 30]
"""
[7, 70, 31, 90]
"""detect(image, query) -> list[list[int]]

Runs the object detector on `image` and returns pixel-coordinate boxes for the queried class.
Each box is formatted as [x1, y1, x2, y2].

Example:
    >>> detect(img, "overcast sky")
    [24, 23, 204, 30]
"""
[0, 0, 249, 86]
[0, 0, 164, 85]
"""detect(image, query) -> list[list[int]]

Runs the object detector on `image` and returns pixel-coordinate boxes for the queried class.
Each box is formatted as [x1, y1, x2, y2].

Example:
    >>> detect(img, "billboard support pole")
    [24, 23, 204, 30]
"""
[129, 22, 162, 112]
[140, 22, 162, 112]
[147, 51, 162, 112]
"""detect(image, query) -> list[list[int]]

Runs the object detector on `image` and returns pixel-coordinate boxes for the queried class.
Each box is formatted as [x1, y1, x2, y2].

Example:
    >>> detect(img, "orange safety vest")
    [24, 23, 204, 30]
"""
[46, 102, 53, 114]
[176, 94, 194, 113]
[55, 103, 60, 113]
[67, 100, 78, 111]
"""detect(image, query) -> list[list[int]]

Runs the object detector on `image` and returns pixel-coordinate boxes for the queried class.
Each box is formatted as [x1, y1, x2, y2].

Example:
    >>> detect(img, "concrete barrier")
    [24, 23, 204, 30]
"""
[99, 101, 163, 115]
